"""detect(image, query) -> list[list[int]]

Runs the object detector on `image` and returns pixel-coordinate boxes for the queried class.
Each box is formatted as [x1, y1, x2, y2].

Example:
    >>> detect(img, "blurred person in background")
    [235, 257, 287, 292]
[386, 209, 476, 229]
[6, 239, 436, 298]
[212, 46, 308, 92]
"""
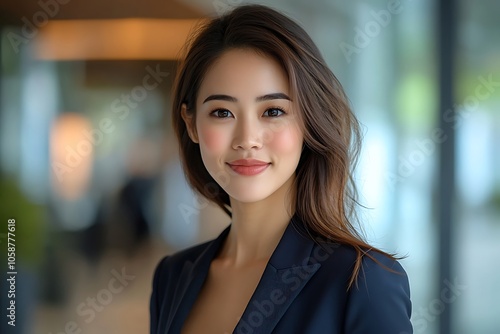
[109, 135, 162, 256]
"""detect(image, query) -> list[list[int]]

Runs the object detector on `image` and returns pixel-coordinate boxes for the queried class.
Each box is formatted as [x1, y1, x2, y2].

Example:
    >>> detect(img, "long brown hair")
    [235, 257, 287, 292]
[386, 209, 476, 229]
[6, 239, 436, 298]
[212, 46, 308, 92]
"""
[171, 4, 397, 288]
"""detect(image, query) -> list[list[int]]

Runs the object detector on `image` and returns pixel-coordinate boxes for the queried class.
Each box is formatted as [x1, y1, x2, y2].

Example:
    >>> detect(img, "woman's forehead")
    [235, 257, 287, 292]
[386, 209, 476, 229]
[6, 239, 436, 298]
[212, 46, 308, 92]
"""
[196, 49, 290, 103]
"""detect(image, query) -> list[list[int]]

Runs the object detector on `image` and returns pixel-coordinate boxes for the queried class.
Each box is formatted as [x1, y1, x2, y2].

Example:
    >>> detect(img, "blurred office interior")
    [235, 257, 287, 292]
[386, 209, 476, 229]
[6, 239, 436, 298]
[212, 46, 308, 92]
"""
[0, 0, 499, 333]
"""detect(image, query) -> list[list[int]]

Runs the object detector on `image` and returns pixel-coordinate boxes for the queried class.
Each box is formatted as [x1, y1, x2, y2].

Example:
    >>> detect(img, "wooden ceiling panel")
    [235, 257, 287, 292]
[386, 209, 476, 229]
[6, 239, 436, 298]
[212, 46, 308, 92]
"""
[0, 0, 204, 24]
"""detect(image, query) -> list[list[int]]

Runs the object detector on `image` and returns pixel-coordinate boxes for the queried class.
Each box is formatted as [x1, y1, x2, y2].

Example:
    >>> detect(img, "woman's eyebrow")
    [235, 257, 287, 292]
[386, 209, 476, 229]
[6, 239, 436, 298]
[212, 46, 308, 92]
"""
[256, 93, 292, 102]
[203, 94, 237, 103]
[202, 92, 291, 103]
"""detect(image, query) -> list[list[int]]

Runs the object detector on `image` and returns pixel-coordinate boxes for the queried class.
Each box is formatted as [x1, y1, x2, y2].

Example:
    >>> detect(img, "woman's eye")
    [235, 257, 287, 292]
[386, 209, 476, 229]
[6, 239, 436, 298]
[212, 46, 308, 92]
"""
[263, 108, 285, 117]
[211, 109, 233, 118]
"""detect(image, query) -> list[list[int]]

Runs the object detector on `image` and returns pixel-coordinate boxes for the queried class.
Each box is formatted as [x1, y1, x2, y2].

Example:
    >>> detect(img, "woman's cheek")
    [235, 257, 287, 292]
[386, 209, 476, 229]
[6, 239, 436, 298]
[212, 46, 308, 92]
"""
[270, 128, 303, 153]
[198, 126, 228, 153]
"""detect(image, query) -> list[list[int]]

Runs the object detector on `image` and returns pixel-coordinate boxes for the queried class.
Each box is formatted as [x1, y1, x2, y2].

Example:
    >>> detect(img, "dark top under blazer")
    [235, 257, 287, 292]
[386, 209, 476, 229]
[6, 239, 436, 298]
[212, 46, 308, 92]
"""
[150, 215, 413, 334]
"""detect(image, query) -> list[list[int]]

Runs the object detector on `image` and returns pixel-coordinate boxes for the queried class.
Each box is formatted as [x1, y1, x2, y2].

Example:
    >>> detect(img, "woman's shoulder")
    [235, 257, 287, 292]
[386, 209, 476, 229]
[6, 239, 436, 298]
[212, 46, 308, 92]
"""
[153, 238, 215, 278]
[351, 247, 408, 278]
[294, 220, 407, 276]
[290, 231, 413, 331]
[328, 245, 412, 332]
[310, 235, 408, 275]
[311, 239, 410, 298]
[307, 239, 413, 332]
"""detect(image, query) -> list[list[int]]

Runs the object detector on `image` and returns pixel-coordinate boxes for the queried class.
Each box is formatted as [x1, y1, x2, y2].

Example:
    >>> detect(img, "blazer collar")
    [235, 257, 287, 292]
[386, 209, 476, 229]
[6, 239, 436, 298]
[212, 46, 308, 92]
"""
[165, 225, 230, 332]
[166, 214, 322, 333]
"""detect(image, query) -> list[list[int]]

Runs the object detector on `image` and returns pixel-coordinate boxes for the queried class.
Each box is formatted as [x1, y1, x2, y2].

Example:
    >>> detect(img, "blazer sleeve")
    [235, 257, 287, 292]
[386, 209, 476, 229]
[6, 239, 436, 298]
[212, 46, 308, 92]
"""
[150, 256, 169, 334]
[344, 254, 413, 334]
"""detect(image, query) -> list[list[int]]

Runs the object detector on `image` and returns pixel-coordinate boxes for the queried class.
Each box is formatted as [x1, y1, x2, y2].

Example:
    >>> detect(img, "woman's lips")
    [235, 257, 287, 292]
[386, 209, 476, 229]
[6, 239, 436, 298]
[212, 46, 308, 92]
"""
[226, 158, 271, 176]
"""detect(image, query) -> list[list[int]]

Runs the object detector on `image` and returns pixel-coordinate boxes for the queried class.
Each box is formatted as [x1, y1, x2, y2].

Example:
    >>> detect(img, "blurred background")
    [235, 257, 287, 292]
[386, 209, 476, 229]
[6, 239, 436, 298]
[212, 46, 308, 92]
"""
[0, 0, 498, 333]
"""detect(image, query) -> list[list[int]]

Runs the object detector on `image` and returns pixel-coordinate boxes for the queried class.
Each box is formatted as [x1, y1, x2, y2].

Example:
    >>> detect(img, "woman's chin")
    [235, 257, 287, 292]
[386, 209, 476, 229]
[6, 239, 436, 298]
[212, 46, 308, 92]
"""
[227, 190, 273, 205]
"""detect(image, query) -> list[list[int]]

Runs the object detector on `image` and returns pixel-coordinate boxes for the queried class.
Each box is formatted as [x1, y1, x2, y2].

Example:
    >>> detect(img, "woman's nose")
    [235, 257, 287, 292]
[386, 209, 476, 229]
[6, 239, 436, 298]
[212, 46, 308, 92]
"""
[231, 117, 264, 150]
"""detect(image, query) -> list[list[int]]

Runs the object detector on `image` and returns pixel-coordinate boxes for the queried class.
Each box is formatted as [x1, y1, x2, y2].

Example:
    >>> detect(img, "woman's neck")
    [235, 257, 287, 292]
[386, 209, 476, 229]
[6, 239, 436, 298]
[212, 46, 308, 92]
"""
[217, 175, 296, 267]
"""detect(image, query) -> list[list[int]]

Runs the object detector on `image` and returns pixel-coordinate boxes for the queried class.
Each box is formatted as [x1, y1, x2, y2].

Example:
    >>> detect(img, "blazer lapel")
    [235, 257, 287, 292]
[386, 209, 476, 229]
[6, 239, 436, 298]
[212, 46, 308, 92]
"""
[166, 225, 231, 333]
[233, 215, 321, 333]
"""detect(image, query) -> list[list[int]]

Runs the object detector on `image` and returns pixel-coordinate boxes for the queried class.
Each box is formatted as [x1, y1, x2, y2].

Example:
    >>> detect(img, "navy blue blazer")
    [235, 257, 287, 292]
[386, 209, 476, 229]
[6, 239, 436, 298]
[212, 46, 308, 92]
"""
[150, 216, 413, 333]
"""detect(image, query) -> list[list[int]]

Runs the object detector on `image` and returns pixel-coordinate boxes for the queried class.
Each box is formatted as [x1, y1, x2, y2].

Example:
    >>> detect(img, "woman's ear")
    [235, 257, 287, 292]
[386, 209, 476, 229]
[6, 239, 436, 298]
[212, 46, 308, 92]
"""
[181, 104, 199, 144]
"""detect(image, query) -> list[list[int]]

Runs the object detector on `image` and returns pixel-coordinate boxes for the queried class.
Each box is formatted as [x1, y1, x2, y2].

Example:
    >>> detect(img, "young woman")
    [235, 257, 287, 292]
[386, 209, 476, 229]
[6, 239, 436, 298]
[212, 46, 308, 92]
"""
[150, 4, 412, 334]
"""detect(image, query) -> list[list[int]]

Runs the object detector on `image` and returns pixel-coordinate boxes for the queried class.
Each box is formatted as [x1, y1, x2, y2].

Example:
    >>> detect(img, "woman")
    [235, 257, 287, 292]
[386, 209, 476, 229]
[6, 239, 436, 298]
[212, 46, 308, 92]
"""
[150, 4, 412, 334]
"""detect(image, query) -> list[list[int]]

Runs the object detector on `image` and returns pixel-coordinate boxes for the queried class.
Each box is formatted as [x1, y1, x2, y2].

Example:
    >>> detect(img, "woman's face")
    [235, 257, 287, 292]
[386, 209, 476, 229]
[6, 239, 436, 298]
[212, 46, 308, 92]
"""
[182, 48, 304, 203]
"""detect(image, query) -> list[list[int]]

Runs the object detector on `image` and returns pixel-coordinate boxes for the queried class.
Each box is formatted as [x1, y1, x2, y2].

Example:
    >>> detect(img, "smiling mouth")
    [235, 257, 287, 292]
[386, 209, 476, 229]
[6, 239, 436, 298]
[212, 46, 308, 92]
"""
[226, 163, 271, 176]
